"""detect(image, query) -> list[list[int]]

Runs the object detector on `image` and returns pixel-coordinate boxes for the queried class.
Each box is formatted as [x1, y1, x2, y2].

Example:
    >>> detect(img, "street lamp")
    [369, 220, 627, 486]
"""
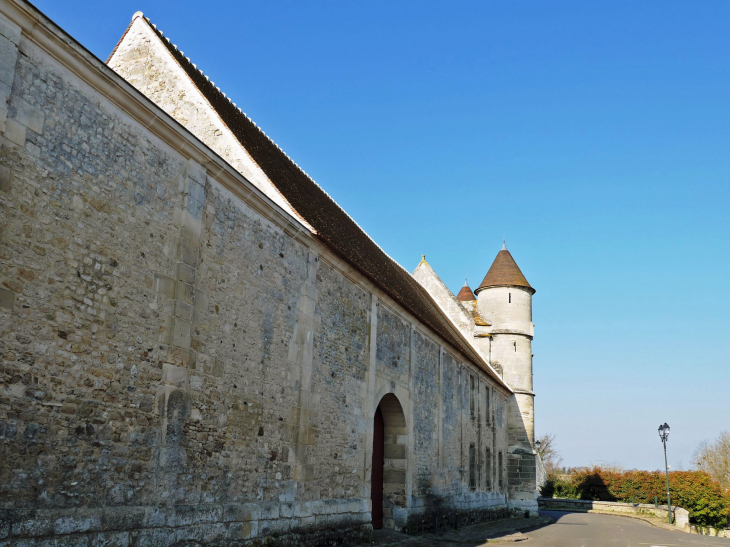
[658, 423, 672, 524]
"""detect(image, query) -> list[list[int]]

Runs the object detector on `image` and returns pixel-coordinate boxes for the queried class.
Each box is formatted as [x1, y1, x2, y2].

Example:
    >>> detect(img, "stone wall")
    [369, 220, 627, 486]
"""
[375, 304, 410, 388]
[689, 525, 730, 538]
[411, 330, 439, 502]
[477, 286, 536, 512]
[0, 2, 519, 545]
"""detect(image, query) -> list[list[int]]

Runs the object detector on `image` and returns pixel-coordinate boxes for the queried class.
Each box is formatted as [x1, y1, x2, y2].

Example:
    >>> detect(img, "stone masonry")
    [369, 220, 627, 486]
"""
[0, 2, 535, 546]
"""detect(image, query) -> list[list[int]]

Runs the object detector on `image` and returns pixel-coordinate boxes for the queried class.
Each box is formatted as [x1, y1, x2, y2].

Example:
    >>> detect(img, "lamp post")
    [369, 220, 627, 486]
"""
[658, 423, 672, 524]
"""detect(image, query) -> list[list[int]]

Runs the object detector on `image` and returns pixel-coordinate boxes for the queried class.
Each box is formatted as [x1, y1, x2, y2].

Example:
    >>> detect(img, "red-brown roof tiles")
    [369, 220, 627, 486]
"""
[475, 248, 534, 294]
[457, 283, 476, 302]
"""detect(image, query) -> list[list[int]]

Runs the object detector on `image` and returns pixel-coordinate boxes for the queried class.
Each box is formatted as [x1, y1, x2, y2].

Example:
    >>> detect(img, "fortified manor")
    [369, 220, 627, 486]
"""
[0, 3, 538, 545]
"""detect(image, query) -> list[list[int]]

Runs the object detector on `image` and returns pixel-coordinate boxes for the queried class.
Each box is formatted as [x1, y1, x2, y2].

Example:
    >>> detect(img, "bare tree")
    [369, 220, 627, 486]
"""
[693, 431, 730, 490]
[536, 433, 563, 475]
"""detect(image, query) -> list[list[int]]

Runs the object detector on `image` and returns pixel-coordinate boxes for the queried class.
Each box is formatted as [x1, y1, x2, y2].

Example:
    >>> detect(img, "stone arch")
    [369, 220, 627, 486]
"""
[372, 393, 407, 529]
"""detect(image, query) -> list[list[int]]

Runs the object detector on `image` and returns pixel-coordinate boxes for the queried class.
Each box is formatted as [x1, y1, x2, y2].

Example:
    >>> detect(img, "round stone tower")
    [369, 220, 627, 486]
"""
[474, 243, 535, 451]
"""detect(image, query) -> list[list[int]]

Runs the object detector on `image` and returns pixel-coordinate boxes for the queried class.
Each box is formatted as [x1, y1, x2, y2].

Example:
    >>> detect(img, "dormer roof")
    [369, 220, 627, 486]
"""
[475, 246, 535, 294]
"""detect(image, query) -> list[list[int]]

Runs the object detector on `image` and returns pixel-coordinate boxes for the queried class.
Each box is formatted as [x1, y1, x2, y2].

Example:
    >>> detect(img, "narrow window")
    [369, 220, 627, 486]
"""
[478, 448, 482, 488]
[469, 444, 476, 489]
[477, 379, 481, 423]
[469, 375, 476, 418]
[485, 448, 492, 488]
[509, 293, 511, 303]
[514, 341, 517, 352]
[485, 388, 490, 424]
[498, 451, 504, 488]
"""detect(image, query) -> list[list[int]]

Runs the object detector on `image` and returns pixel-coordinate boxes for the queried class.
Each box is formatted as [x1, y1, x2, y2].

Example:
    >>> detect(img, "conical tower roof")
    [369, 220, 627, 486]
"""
[475, 244, 535, 294]
[456, 280, 476, 301]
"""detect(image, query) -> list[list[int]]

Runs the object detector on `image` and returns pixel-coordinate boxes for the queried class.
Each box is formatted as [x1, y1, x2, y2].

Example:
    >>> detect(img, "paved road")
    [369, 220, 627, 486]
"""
[525, 511, 730, 547]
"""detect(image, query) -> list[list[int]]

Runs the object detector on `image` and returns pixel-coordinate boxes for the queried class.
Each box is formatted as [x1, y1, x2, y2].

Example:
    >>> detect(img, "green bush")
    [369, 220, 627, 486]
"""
[553, 479, 581, 499]
[539, 478, 555, 498]
[540, 477, 580, 499]
[544, 468, 730, 529]
[668, 472, 729, 529]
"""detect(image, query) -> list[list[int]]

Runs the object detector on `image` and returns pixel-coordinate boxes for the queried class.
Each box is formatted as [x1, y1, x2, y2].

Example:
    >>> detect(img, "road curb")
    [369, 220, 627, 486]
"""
[483, 516, 555, 543]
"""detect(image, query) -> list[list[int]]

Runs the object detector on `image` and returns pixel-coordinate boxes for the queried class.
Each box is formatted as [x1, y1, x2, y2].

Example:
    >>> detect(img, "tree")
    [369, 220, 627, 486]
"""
[536, 433, 563, 475]
[693, 431, 730, 491]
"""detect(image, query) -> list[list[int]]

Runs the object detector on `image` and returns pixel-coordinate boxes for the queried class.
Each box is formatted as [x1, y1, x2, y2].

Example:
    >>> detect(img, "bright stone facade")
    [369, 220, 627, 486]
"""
[413, 253, 538, 514]
[0, 2, 537, 545]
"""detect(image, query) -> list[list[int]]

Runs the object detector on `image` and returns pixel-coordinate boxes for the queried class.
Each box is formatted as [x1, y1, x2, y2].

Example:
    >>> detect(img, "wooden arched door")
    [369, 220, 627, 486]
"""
[371, 406, 384, 529]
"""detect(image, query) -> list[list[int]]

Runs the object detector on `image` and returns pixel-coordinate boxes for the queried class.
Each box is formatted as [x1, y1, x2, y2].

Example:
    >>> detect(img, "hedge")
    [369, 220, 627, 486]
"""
[541, 468, 730, 529]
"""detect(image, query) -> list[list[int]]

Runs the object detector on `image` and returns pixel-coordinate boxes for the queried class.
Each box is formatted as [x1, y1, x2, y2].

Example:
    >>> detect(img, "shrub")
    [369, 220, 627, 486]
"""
[669, 472, 728, 529]
[545, 467, 730, 528]
[539, 478, 555, 498]
[540, 476, 582, 499]
[553, 479, 581, 499]
[572, 470, 617, 501]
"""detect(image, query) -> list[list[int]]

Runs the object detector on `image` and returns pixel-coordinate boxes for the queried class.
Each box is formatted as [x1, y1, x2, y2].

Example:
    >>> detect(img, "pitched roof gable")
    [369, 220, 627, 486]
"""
[107, 15, 308, 229]
[412, 258, 475, 331]
[109, 15, 509, 389]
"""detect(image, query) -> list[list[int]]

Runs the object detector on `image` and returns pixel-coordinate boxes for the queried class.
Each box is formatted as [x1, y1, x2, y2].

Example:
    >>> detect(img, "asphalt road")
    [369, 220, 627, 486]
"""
[525, 511, 730, 547]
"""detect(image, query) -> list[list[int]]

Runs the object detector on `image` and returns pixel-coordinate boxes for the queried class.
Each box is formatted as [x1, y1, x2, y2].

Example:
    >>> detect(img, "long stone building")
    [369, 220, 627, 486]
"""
[0, 2, 538, 545]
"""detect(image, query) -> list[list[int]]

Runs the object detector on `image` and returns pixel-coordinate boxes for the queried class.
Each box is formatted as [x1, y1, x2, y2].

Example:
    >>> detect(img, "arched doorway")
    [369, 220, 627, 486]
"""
[372, 407, 384, 529]
[371, 393, 407, 530]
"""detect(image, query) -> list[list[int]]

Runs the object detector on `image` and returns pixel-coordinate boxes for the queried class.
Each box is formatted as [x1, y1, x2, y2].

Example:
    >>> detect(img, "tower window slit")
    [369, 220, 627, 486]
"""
[485, 447, 492, 488]
[485, 386, 490, 424]
[498, 451, 504, 488]
[509, 293, 511, 303]
[478, 448, 482, 488]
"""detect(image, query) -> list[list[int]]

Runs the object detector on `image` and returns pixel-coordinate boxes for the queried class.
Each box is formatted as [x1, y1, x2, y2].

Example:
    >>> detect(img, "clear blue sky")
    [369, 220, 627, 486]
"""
[37, 0, 730, 471]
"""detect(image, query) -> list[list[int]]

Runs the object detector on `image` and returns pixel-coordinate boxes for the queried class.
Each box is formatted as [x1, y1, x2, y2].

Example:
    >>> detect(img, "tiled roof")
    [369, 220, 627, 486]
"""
[118, 16, 508, 388]
[470, 307, 490, 327]
[475, 248, 534, 294]
[456, 282, 476, 302]
[460, 299, 490, 327]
